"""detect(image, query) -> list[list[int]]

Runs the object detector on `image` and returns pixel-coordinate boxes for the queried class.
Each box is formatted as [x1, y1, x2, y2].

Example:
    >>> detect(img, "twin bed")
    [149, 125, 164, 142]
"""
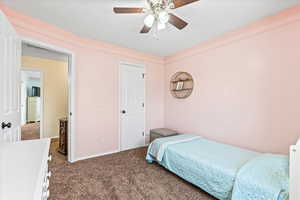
[146, 134, 298, 200]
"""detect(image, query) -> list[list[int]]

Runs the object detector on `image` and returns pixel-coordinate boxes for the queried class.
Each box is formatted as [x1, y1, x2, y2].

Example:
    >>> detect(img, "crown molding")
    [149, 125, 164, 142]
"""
[0, 5, 164, 65]
[165, 5, 300, 64]
[1, 4, 300, 66]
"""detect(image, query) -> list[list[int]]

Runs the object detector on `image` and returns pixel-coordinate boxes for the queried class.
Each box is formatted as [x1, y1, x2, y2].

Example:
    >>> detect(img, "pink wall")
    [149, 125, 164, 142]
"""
[0, 5, 165, 159]
[2, 4, 300, 157]
[164, 5, 300, 154]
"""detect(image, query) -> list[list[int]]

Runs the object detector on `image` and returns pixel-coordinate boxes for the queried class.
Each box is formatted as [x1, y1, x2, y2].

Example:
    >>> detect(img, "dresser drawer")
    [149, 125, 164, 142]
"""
[1, 139, 52, 200]
[36, 154, 52, 200]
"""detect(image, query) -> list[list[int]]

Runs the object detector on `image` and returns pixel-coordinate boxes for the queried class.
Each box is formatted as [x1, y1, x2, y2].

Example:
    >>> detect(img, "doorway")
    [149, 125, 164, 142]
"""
[119, 63, 145, 151]
[20, 69, 42, 140]
[21, 39, 76, 162]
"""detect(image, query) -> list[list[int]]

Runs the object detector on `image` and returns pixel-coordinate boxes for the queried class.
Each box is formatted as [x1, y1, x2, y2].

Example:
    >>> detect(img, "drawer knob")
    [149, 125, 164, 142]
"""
[42, 190, 50, 199]
[43, 179, 50, 189]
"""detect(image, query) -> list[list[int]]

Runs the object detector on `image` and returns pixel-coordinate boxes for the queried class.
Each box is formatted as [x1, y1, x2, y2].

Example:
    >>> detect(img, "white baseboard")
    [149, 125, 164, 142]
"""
[74, 145, 149, 162]
[41, 136, 58, 139]
[74, 150, 120, 162]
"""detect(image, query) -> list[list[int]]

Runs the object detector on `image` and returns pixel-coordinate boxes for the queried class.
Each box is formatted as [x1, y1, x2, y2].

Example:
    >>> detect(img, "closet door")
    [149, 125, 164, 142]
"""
[120, 63, 145, 151]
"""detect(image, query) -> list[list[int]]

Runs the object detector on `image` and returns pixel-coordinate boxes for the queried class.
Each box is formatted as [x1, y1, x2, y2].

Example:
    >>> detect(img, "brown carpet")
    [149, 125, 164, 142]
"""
[21, 122, 40, 140]
[49, 141, 216, 200]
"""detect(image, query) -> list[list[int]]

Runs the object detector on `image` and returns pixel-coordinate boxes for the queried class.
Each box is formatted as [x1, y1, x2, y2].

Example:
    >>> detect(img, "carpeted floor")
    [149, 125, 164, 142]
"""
[49, 141, 216, 200]
[21, 122, 40, 140]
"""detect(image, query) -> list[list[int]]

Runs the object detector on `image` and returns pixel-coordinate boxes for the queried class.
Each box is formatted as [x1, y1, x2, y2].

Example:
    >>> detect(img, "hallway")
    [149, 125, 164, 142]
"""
[21, 122, 40, 140]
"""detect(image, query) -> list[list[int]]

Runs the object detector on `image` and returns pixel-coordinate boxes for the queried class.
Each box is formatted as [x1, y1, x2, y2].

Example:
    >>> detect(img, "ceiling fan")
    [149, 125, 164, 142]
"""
[113, 0, 200, 34]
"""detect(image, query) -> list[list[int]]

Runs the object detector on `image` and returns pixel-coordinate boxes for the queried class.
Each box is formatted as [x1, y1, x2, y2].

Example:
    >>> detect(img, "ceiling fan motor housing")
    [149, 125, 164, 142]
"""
[146, 0, 172, 25]
[147, 0, 172, 12]
[113, 0, 198, 33]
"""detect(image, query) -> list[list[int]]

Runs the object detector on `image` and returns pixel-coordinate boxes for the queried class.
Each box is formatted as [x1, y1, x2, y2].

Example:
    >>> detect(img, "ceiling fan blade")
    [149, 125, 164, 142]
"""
[168, 13, 188, 30]
[140, 25, 152, 34]
[171, 0, 200, 9]
[113, 7, 145, 14]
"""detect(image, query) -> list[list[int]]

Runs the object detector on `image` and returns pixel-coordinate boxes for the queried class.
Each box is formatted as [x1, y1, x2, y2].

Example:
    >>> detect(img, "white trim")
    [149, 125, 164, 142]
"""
[74, 150, 119, 162]
[50, 136, 59, 139]
[21, 37, 76, 163]
[119, 61, 146, 69]
[7, 14, 164, 65]
[118, 62, 146, 152]
[20, 67, 44, 139]
[118, 64, 122, 152]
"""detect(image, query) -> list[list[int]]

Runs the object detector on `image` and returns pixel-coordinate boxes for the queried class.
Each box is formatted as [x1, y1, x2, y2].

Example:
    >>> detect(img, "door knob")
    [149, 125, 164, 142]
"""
[121, 110, 126, 114]
[1, 122, 12, 130]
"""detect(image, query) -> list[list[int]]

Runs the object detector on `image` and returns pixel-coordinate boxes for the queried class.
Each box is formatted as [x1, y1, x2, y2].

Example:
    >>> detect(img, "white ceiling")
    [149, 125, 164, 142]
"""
[2, 0, 300, 56]
[22, 43, 69, 62]
[22, 70, 41, 80]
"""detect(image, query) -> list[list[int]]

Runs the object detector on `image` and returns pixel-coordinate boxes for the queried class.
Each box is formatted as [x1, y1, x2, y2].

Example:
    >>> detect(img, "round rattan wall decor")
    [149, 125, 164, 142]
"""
[170, 72, 194, 99]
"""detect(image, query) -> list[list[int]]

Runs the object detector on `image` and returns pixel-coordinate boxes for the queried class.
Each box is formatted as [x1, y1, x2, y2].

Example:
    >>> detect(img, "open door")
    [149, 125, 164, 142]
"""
[0, 10, 21, 142]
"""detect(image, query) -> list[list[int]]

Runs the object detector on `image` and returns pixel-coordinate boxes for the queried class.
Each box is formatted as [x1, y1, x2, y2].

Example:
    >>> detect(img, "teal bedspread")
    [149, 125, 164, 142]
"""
[232, 154, 289, 200]
[146, 135, 289, 200]
[146, 134, 201, 162]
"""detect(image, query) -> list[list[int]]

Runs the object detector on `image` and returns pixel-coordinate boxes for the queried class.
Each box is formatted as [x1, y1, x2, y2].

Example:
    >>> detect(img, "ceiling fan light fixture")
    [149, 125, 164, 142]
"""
[144, 14, 155, 27]
[157, 21, 166, 30]
[158, 10, 169, 24]
[114, 0, 197, 34]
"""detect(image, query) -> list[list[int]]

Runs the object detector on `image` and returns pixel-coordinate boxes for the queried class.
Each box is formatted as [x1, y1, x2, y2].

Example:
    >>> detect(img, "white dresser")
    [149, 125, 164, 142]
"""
[0, 139, 51, 200]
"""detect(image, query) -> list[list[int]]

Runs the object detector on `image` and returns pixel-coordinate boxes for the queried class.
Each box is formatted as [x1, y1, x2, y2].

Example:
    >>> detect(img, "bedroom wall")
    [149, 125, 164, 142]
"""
[0, 5, 165, 160]
[164, 5, 300, 154]
[2, 4, 300, 157]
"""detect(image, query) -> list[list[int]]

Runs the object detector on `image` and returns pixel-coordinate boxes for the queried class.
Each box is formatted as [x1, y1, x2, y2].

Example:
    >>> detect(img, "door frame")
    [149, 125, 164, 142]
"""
[21, 37, 76, 163]
[118, 61, 146, 151]
[20, 67, 44, 139]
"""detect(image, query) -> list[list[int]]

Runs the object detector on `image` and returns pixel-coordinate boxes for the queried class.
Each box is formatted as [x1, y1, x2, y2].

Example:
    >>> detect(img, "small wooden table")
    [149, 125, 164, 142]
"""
[58, 117, 68, 155]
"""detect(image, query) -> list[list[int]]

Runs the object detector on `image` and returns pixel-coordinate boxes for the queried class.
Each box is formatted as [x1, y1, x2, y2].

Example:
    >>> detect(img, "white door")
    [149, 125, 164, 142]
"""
[120, 63, 145, 151]
[20, 81, 27, 125]
[0, 11, 21, 142]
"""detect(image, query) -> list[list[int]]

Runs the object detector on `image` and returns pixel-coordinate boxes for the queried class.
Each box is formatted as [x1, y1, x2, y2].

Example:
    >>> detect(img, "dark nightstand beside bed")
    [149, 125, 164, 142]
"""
[150, 128, 178, 143]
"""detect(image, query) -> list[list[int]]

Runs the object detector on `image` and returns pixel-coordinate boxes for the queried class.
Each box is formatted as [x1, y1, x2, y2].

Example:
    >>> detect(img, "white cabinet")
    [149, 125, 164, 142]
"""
[0, 139, 51, 200]
[27, 97, 41, 122]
